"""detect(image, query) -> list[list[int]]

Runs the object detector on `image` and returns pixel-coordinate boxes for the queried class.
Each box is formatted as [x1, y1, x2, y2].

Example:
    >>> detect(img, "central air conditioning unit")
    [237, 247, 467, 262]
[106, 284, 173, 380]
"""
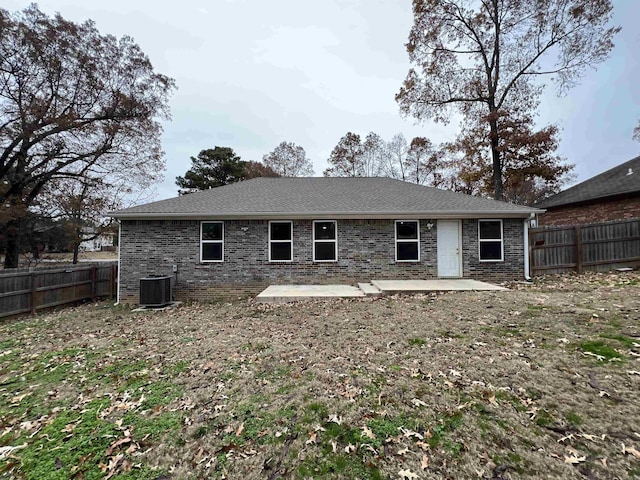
[139, 275, 172, 307]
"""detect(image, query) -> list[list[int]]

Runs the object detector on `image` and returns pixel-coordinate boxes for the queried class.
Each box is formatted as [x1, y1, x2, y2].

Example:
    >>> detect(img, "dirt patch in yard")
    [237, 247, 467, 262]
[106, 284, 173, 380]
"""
[1, 272, 639, 479]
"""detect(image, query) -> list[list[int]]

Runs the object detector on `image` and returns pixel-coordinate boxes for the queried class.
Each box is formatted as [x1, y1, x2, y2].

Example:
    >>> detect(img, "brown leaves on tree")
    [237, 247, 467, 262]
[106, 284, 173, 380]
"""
[441, 111, 575, 205]
[0, 4, 175, 267]
[396, 0, 619, 200]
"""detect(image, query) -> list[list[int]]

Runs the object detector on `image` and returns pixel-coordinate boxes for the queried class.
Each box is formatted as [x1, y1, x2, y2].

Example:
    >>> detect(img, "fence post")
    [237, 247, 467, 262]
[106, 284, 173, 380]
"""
[90, 266, 96, 300]
[108, 265, 113, 299]
[575, 226, 583, 274]
[30, 272, 37, 314]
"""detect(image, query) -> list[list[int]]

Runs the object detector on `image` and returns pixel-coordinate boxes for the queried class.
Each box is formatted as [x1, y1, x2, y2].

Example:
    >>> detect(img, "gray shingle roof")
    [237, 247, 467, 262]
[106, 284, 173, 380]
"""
[537, 156, 640, 209]
[110, 177, 541, 219]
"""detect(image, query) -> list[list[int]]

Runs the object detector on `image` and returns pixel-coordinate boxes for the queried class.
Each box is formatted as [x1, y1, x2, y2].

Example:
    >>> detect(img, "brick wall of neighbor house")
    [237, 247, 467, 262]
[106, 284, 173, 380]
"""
[118, 218, 525, 303]
[538, 195, 640, 226]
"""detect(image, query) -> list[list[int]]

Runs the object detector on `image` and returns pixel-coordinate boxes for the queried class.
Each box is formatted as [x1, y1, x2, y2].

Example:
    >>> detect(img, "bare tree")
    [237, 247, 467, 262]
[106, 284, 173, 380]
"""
[405, 137, 440, 186]
[42, 162, 155, 263]
[0, 5, 174, 267]
[383, 133, 409, 181]
[262, 142, 314, 177]
[397, 0, 619, 200]
[323, 132, 365, 177]
[634, 121, 640, 142]
[361, 132, 385, 177]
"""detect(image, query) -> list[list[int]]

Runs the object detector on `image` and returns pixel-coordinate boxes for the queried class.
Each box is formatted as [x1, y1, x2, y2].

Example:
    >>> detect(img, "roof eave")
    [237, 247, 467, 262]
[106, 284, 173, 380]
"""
[110, 209, 543, 220]
[539, 189, 640, 209]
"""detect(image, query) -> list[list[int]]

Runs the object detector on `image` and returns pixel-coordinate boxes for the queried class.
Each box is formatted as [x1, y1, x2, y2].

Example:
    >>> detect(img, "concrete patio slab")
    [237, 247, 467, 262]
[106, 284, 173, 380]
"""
[256, 279, 507, 303]
[256, 284, 365, 303]
[370, 279, 507, 292]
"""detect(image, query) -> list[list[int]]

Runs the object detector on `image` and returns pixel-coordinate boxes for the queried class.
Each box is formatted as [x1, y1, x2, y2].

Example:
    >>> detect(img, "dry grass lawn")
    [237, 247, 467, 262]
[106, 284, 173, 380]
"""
[1, 272, 639, 479]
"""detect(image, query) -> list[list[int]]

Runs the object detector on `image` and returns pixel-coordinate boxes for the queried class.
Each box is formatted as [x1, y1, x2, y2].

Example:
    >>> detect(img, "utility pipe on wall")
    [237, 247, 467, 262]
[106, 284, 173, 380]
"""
[523, 213, 534, 281]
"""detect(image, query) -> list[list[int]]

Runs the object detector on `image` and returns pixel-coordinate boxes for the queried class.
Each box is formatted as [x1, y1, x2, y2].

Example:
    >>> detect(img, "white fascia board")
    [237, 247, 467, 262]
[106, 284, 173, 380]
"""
[110, 210, 544, 221]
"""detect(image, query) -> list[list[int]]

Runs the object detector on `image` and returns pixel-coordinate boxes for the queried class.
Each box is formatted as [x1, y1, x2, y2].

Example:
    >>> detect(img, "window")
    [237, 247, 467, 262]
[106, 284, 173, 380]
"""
[201, 222, 223, 262]
[313, 220, 337, 262]
[478, 220, 503, 261]
[395, 220, 420, 262]
[269, 221, 293, 262]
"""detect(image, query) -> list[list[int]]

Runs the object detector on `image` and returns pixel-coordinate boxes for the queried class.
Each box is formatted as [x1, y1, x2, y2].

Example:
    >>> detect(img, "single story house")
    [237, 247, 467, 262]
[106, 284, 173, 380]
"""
[110, 177, 542, 303]
[536, 155, 640, 226]
[79, 228, 116, 252]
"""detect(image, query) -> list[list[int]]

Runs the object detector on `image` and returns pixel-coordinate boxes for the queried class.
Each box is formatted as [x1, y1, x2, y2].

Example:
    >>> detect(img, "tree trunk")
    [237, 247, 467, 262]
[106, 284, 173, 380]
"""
[31, 240, 40, 260]
[3, 218, 21, 269]
[72, 242, 80, 264]
[489, 116, 504, 201]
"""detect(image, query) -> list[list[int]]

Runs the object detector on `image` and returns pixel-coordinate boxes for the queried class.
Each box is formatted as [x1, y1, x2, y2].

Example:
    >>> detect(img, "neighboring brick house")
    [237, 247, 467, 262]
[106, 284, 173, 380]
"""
[110, 177, 541, 303]
[536, 156, 640, 226]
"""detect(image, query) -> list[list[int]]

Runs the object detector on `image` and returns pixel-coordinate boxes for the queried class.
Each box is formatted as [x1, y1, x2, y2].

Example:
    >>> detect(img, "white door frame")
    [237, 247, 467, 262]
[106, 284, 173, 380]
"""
[437, 220, 462, 278]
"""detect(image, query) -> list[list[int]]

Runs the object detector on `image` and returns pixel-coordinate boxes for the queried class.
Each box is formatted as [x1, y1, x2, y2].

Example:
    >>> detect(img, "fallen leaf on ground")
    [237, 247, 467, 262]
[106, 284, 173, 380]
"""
[305, 431, 317, 445]
[401, 428, 424, 440]
[362, 425, 376, 439]
[202, 361, 215, 372]
[10, 393, 30, 404]
[328, 414, 343, 425]
[104, 453, 125, 479]
[621, 444, 640, 458]
[0, 444, 27, 460]
[416, 441, 430, 451]
[564, 455, 586, 464]
[399, 468, 419, 479]
[106, 436, 132, 456]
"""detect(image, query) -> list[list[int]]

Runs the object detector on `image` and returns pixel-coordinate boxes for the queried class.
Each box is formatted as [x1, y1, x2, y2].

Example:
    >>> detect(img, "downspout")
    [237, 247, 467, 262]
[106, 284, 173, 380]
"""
[523, 214, 533, 281]
[115, 220, 122, 305]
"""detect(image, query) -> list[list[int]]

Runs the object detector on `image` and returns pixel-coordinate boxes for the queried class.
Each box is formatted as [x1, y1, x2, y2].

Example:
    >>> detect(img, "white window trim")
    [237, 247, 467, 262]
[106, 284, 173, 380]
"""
[478, 219, 504, 262]
[312, 220, 338, 262]
[269, 221, 293, 263]
[200, 221, 224, 263]
[395, 220, 420, 262]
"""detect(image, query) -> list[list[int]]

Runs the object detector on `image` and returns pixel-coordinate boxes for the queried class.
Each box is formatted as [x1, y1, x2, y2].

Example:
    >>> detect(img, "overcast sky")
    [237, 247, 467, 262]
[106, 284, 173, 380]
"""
[6, 0, 640, 201]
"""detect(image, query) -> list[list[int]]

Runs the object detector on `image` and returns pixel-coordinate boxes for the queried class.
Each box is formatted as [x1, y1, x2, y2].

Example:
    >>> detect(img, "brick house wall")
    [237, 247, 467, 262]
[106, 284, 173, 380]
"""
[118, 218, 525, 303]
[538, 194, 640, 227]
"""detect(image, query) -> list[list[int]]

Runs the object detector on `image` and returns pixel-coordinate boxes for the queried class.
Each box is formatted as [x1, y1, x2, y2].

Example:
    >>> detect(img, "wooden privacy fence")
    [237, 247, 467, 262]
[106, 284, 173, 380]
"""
[529, 219, 640, 275]
[0, 263, 117, 318]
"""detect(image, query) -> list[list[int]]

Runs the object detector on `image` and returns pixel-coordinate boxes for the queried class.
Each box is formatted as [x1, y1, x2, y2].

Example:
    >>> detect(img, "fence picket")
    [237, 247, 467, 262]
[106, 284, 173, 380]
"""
[0, 263, 117, 318]
[530, 219, 640, 275]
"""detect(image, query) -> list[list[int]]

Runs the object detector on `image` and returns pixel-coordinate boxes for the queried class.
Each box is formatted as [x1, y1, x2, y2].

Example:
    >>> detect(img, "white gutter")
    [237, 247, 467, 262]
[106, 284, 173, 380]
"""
[115, 220, 121, 305]
[110, 210, 544, 221]
[523, 213, 533, 281]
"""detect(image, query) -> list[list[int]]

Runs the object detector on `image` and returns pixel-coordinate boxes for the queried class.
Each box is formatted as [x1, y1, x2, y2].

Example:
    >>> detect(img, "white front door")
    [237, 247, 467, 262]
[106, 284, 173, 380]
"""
[437, 220, 461, 277]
